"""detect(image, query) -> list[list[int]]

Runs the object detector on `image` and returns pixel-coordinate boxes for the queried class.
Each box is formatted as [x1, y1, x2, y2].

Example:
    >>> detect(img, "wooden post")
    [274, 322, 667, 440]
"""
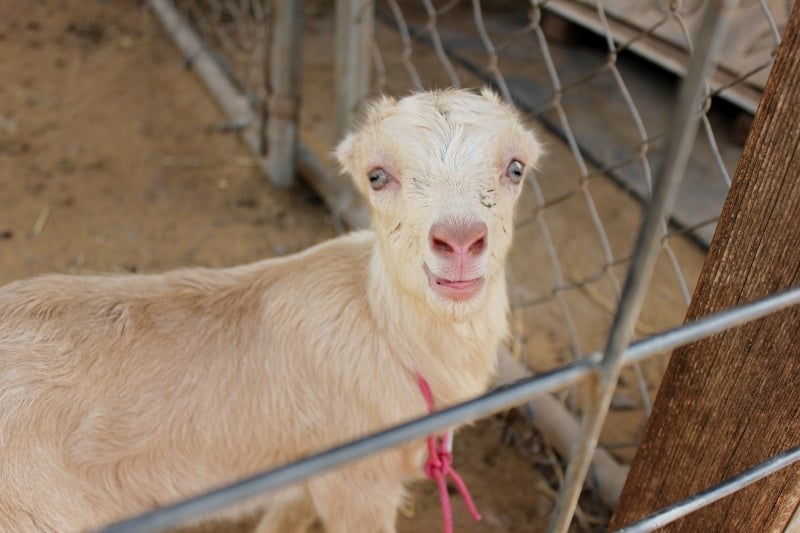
[609, 2, 800, 531]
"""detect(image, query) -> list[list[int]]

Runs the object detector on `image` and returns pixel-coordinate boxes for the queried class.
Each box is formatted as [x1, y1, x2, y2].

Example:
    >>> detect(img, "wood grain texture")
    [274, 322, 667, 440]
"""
[608, 2, 800, 531]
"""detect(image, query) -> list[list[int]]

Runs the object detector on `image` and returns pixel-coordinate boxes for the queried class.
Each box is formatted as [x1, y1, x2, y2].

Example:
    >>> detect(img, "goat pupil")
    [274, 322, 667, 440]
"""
[507, 160, 524, 181]
[369, 169, 388, 189]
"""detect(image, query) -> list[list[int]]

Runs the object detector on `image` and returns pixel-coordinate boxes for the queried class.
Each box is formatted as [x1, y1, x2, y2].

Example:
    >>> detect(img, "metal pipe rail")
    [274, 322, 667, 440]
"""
[96, 286, 800, 533]
[615, 445, 800, 533]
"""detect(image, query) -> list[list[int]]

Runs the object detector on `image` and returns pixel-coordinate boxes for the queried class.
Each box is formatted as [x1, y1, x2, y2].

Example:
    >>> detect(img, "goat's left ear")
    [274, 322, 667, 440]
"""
[519, 126, 545, 172]
[525, 128, 545, 170]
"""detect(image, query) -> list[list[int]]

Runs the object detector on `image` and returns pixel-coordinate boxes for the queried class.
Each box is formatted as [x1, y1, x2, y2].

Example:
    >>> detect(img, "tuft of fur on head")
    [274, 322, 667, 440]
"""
[336, 88, 543, 320]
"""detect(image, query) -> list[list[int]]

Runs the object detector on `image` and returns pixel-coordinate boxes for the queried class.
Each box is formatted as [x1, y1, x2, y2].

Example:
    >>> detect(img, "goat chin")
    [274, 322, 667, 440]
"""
[0, 88, 543, 533]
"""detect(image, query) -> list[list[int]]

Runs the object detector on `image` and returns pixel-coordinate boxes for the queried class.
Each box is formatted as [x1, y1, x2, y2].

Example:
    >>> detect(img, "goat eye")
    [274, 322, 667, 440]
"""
[506, 160, 525, 183]
[368, 168, 390, 190]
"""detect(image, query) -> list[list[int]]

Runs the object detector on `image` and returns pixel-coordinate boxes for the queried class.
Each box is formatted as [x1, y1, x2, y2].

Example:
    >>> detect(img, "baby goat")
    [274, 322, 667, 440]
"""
[0, 88, 542, 532]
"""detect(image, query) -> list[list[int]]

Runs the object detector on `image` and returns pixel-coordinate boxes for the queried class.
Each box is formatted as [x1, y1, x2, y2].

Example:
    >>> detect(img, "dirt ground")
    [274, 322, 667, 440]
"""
[0, 1, 709, 532]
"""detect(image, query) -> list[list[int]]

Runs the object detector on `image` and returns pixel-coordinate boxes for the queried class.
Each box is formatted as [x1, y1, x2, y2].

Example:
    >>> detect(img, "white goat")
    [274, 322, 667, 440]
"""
[0, 88, 542, 532]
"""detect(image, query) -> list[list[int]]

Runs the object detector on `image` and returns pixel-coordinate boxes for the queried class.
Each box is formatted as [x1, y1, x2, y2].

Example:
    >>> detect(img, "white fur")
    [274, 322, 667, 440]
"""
[0, 88, 542, 532]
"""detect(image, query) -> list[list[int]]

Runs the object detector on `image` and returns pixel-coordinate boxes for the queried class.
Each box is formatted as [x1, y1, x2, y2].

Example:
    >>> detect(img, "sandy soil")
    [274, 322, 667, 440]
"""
[0, 1, 708, 532]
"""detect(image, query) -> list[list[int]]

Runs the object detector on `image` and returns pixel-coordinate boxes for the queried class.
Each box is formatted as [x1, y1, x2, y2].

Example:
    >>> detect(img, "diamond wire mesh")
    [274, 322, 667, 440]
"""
[369, 0, 783, 452]
[165, 0, 788, 527]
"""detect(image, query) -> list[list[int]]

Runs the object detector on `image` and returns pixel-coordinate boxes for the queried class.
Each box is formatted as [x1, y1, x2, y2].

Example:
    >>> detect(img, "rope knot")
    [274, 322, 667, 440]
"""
[424, 449, 452, 479]
[416, 373, 481, 533]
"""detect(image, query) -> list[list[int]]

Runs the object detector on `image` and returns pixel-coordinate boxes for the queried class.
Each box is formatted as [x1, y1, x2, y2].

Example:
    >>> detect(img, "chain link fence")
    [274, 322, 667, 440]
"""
[105, 1, 800, 531]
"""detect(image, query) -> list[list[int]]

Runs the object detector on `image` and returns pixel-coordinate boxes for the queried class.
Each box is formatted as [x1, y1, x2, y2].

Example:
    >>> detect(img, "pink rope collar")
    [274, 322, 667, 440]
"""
[416, 372, 481, 533]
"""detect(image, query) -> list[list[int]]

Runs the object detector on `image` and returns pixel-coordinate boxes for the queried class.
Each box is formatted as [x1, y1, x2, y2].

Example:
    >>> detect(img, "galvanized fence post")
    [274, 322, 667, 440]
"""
[335, 0, 374, 140]
[266, 0, 304, 187]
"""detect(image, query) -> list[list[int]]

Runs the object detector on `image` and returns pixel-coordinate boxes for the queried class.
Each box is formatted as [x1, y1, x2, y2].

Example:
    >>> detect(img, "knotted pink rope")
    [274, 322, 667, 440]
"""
[416, 372, 481, 533]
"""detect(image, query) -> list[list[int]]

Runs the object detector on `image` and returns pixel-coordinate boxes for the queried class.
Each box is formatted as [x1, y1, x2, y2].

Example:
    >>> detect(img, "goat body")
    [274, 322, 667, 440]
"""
[0, 89, 542, 532]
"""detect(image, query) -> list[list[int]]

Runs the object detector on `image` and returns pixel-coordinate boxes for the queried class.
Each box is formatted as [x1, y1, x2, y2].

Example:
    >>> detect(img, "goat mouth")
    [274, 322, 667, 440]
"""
[424, 264, 485, 302]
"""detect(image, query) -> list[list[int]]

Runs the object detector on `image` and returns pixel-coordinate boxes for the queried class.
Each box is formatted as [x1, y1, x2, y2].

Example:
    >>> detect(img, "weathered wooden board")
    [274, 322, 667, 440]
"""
[546, 0, 792, 114]
[608, 0, 800, 529]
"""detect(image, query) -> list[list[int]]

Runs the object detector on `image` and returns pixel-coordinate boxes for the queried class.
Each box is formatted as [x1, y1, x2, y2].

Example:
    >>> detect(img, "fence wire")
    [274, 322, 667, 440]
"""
[128, 0, 794, 531]
[367, 0, 784, 460]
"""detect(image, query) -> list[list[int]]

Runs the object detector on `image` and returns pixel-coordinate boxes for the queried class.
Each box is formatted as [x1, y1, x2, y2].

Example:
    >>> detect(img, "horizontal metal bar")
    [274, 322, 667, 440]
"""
[96, 287, 800, 533]
[97, 360, 593, 533]
[614, 445, 800, 533]
[625, 286, 800, 365]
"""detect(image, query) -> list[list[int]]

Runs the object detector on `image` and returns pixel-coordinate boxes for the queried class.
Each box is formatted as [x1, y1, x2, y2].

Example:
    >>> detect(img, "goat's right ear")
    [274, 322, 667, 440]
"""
[367, 94, 398, 118]
[335, 95, 397, 190]
[480, 87, 502, 104]
[335, 132, 358, 178]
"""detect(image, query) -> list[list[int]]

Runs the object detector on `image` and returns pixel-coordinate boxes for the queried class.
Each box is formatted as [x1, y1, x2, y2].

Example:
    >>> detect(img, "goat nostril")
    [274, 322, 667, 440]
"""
[469, 236, 486, 255]
[432, 237, 454, 254]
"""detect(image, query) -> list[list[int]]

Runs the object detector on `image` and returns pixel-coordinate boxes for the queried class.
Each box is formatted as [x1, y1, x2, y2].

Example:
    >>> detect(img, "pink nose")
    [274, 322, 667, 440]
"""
[429, 221, 488, 257]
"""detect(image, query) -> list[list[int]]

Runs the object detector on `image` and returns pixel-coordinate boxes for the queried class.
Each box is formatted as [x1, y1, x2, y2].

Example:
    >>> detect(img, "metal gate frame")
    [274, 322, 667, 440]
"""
[97, 1, 800, 531]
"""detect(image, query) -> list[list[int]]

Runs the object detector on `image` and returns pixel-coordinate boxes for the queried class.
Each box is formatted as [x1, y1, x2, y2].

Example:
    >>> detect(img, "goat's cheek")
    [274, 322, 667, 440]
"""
[367, 180, 402, 207]
[490, 199, 516, 257]
[392, 232, 427, 296]
[370, 199, 404, 236]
